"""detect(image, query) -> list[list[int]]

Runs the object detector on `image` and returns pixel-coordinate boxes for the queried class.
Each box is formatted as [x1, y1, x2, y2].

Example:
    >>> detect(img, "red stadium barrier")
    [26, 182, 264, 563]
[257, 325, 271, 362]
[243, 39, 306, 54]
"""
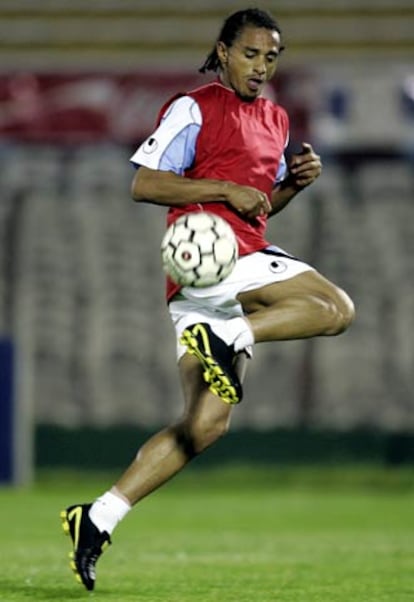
[0, 71, 311, 144]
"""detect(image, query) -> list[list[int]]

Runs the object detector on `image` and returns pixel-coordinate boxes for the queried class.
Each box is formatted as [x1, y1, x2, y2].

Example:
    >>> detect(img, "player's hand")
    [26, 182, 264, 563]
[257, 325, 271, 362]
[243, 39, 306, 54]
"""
[288, 142, 322, 189]
[226, 184, 272, 219]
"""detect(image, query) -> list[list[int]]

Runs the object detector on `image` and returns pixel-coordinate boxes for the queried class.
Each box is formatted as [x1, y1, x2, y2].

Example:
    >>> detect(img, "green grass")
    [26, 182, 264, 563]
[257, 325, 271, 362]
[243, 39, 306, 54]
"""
[0, 466, 413, 601]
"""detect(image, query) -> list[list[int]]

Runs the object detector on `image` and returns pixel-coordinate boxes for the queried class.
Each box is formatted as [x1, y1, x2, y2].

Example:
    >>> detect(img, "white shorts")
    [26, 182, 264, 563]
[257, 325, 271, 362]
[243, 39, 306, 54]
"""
[168, 245, 314, 360]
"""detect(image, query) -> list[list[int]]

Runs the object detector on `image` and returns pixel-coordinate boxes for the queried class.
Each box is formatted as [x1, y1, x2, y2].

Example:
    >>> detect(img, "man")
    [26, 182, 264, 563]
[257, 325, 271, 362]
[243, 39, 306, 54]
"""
[61, 8, 354, 590]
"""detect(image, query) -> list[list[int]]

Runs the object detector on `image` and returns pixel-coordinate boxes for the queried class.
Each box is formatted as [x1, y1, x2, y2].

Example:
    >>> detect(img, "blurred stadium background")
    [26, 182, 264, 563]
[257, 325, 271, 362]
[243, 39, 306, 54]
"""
[0, 0, 413, 484]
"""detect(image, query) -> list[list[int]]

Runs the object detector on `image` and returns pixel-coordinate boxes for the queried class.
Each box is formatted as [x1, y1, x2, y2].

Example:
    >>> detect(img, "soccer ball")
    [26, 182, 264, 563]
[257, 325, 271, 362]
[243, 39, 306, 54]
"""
[161, 212, 238, 287]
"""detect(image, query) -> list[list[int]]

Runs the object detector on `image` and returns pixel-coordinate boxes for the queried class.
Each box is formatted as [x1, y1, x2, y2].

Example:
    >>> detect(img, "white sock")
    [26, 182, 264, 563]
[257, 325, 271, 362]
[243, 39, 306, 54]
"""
[234, 323, 254, 353]
[214, 317, 254, 353]
[89, 490, 131, 535]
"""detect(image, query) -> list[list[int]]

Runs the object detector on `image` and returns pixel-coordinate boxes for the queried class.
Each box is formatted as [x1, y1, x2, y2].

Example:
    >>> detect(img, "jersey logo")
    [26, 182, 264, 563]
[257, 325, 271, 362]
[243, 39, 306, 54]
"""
[142, 137, 159, 154]
[269, 259, 288, 274]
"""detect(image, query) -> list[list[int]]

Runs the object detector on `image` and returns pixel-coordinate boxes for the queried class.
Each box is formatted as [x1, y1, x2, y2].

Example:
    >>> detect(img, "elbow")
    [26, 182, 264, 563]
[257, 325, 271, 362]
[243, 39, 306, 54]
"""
[131, 166, 160, 203]
[131, 170, 145, 203]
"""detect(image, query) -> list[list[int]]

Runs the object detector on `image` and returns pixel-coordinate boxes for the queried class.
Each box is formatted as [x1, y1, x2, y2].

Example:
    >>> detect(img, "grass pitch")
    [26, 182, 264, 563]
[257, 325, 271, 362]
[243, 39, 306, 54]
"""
[0, 465, 413, 601]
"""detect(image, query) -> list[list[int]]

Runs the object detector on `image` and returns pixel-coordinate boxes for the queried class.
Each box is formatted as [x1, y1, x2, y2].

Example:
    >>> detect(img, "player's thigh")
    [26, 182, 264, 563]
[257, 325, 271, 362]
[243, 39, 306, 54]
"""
[237, 269, 349, 314]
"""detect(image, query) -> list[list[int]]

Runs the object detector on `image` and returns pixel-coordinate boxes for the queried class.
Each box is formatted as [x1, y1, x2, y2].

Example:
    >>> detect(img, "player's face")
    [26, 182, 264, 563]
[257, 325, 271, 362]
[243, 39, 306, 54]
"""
[217, 26, 282, 101]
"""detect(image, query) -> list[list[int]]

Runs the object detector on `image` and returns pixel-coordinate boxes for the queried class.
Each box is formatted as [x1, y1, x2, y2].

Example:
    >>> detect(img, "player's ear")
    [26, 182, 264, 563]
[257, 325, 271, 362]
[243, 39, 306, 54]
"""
[216, 41, 228, 66]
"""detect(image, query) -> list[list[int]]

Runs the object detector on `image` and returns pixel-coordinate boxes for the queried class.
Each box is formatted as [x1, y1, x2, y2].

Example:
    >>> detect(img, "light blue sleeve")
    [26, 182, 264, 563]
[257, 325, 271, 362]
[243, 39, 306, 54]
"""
[130, 96, 202, 174]
[274, 153, 288, 185]
[158, 123, 200, 174]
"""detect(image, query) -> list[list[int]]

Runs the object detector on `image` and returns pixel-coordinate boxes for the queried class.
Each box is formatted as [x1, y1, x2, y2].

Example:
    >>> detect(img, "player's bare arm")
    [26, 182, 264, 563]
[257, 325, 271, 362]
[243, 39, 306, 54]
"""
[270, 142, 322, 216]
[131, 166, 271, 218]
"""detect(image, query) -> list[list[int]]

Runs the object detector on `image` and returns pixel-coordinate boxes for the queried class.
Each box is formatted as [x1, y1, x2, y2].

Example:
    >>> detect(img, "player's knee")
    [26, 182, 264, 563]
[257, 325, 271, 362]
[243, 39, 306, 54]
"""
[323, 288, 355, 335]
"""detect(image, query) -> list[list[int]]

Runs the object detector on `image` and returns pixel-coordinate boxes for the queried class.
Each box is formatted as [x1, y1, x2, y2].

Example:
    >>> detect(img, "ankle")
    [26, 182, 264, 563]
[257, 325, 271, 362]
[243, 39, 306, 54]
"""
[89, 490, 131, 535]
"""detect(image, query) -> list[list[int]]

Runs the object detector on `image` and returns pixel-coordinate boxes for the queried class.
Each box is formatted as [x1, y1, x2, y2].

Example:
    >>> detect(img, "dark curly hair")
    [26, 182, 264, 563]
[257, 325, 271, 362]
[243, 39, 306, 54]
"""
[199, 8, 283, 74]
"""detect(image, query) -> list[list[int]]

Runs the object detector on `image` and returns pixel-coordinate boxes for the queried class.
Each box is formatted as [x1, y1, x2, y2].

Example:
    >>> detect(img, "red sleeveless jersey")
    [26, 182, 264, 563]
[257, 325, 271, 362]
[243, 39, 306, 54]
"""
[159, 81, 289, 301]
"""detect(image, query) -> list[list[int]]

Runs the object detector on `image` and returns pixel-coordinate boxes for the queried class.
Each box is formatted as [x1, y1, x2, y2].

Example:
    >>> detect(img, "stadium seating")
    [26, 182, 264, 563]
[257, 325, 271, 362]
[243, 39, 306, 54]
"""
[1, 145, 412, 430]
[0, 1, 412, 70]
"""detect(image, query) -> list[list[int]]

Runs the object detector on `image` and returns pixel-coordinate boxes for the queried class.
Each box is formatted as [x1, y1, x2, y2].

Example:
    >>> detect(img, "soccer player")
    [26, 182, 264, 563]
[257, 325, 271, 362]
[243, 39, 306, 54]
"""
[61, 8, 355, 590]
